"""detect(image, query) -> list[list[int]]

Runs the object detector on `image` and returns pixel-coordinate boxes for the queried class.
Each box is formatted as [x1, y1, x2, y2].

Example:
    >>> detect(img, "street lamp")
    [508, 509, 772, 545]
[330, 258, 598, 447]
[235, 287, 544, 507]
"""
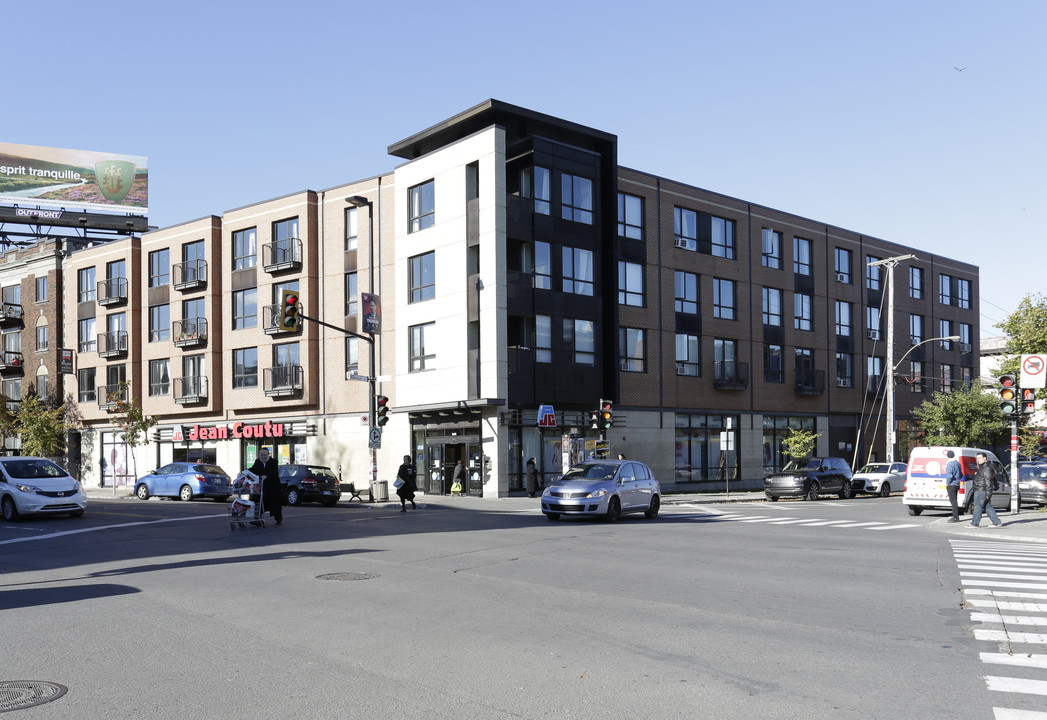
[346, 195, 378, 501]
[885, 334, 960, 463]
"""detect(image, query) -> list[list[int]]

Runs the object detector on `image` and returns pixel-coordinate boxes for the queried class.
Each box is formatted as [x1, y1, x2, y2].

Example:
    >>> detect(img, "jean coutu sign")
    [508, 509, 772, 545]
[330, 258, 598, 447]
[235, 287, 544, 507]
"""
[173, 420, 289, 442]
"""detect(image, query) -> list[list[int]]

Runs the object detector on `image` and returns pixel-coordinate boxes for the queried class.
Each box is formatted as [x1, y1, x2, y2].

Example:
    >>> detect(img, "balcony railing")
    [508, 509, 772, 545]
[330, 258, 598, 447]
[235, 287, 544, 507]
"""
[173, 318, 208, 347]
[262, 238, 303, 272]
[713, 361, 748, 390]
[97, 277, 128, 306]
[175, 376, 208, 404]
[97, 331, 128, 358]
[173, 259, 208, 290]
[0, 303, 23, 325]
[794, 369, 826, 395]
[263, 365, 303, 397]
[262, 304, 302, 335]
[98, 383, 126, 411]
[0, 351, 23, 374]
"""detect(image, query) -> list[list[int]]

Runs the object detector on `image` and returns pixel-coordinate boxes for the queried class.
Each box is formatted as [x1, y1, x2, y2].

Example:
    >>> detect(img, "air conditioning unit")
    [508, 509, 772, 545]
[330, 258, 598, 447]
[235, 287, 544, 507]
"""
[835, 272, 848, 283]
[620, 359, 631, 370]
[867, 329, 881, 340]
[674, 238, 691, 249]
[676, 363, 688, 376]
[959, 342, 972, 353]
[836, 377, 852, 388]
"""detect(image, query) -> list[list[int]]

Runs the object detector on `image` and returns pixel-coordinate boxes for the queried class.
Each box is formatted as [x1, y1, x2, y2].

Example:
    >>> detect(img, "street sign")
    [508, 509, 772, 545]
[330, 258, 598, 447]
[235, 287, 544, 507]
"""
[1022, 354, 1047, 389]
[368, 427, 382, 449]
[347, 372, 371, 382]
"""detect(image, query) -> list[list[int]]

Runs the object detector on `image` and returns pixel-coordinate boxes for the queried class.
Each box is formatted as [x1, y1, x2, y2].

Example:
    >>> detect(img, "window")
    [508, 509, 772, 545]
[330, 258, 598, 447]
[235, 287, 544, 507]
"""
[835, 301, 851, 337]
[521, 166, 551, 215]
[676, 334, 700, 376]
[273, 342, 300, 370]
[232, 288, 257, 330]
[868, 356, 884, 392]
[36, 370, 48, 400]
[183, 297, 205, 328]
[232, 228, 257, 270]
[271, 218, 299, 264]
[618, 262, 643, 306]
[78, 267, 96, 303]
[617, 193, 643, 239]
[942, 364, 953, 392]
[561, 173, 593, 224]
[835, 248, 851, 283]
[793, 237, 812, 275]
[409, 252, 436, 303]
[940, 320, 953, 349]
[35, 276, 47, 302]
[409, 322, 436, 371]
[344, 272, 357, 317]
[78, 368, 96, 402]
[562, 247, 594, 296]
[149, 304, 170, 343]
[960, 323, 972, 350]
[148, 249, 170, 287]
[674, 207, 697, 251]
[409, 180, 435, 233]
[868, 306, 881, 337]
[78, 318, 96, 352]
[711, 216, 734, 259]
[795, 347, 814, 384]
[35, 326, 48, 352]
[232, 348, 258, 388]
[619, 328, 645, 372]
[714, 339, 738, 381]
[533, 241, 551, 290]
[675, 271, 698, 314]
[713, 278, 735, 320]
[765, 344, 784, 383]
[762, 288, 782, 326]
[149, 359, 170, 396]
[909, 266, 923, 299]
[866, 256, 882, 290]
[564, 318, 595, 365]
[345, 207, 358, 251]
[535, 315, 552, 363]
[345, 337, 358, 372]
[794, 293, 812, 331]
[961, 366, 973, 388]
[836, 352, 853, 387]
[939, 274, 952, 305]
[910, 314, 924, 345]
[180, 243, 202, 279]
[957, 278, 971, 309]
[762, 229, 781, 269]
[909, 361, 924, 393]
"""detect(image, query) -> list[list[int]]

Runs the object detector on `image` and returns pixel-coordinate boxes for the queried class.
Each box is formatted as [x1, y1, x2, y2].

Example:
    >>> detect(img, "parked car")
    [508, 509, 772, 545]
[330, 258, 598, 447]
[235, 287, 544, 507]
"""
[1018, 464, 1047, 507]
[764, 457, 854, 501]
[135, 462, 233, 502]
[850, 462, 907, 497]
[0, 457, 86, 521]
[278, 464, 341, 506]
[541, 460, 659, 522]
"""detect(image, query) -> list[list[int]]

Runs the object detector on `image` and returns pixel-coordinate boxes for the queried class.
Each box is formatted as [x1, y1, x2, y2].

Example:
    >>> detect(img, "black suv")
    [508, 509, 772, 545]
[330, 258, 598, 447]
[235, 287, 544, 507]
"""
[277, 465, 341, 506]
[764, 457, 854, 502]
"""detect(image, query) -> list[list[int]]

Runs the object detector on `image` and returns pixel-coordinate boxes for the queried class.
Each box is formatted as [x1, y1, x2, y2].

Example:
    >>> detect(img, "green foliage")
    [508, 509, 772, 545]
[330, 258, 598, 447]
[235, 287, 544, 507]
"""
[781, 427, 820, 460]
[111, 384, 157, 479]
[15, 394, 67, 457]
[911, 381, 1007, 449]
[1019, 426, 1044, 459]
[996, 295, 1047, 396]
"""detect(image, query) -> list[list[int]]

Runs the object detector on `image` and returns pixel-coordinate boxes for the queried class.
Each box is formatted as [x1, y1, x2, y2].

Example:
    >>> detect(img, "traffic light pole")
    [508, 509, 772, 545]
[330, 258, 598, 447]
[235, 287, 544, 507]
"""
[1011, 416, 1020, 515]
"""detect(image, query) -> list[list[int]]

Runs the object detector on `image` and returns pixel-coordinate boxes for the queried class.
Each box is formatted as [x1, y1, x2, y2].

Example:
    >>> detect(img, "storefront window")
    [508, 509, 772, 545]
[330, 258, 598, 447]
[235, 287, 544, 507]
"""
[675, 414, 739, 485]
[762, 416, 816, 474]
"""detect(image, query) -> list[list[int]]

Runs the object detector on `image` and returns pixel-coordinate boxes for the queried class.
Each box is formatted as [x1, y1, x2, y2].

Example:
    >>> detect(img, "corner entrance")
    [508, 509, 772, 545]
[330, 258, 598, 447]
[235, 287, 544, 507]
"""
[425, 439, 482, 496]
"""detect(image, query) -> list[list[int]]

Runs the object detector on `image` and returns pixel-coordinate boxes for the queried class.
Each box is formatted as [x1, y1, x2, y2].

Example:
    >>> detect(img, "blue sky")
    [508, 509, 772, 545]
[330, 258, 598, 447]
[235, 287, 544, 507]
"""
[6, 0, 1044, 337]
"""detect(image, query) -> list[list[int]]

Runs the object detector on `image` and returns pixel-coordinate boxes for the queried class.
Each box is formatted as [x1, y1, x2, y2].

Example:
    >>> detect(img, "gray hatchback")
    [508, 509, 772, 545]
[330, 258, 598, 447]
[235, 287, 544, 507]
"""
[541, 460, 660, 522]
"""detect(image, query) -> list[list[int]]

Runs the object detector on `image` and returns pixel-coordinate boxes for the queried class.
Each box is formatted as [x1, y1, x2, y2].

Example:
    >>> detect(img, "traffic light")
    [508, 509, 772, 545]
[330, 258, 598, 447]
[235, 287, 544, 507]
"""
[998, 374, 1019, 415]
[278, 289, 301, 332]
[600, 400, 614, 430]
[589, 410, 600, 430]
[1021, 388, 1037, 415]
[376, 395, 390, 427]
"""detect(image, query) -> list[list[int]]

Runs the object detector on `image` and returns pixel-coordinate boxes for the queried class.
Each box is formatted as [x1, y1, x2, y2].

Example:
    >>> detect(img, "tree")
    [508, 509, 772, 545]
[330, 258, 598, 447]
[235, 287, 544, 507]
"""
[910, 381, 1008, 450]
[781, 427, 820, 461]
[996, 295, 1047, 370]
[111, 384, 157, 481]
[15, 394, 67, 457]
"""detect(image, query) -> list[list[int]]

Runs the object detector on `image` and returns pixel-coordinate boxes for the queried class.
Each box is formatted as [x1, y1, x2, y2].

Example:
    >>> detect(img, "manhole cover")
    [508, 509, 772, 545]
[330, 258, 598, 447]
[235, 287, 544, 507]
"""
[0, 681, 67, 713]
[316, 572, 379, 582]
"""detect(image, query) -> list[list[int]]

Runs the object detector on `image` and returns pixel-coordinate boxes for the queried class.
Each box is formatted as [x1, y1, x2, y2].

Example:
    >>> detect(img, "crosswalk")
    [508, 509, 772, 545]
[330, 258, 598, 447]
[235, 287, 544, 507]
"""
[953, 539, 1047, 719]
[665, 506, 920, 532]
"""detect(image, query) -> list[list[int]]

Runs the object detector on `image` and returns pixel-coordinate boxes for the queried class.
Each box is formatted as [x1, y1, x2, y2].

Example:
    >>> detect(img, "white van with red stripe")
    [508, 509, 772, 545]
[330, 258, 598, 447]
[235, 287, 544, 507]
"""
[903, 446, 1011, 516]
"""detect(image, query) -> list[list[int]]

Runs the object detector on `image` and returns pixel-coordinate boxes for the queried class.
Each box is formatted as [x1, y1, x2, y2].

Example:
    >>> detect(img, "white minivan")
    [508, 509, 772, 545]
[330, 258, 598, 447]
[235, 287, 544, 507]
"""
[903, 446, 1011, 516]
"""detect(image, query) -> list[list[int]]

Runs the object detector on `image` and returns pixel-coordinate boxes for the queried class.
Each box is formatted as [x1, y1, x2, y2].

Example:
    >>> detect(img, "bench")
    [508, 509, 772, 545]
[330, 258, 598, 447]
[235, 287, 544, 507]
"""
[344, 482, 363, 502]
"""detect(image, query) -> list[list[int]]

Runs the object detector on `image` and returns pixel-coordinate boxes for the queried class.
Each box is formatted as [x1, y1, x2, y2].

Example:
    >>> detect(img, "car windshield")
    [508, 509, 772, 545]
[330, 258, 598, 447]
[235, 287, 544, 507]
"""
[192, 464, 227, 476]
[859, 464, 889, 474]
[1020, 466, 1047, 479]
[561, 464, 618, 482]
[782, 459, 821, 472]
[2, 459, 67, 479]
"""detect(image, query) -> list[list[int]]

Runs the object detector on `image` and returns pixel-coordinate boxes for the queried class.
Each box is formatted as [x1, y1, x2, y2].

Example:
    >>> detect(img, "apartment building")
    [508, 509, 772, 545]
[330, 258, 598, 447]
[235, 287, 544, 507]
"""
[55, 99, 979, 495]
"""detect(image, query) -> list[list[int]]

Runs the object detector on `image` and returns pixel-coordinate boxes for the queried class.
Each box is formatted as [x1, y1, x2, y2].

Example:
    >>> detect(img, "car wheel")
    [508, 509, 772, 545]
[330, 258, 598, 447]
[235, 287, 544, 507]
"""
[179, 484, 194, 502]
[907, 505, 923, 516]
[645, 495, 660, 519]
[879, 483, 891, 498]
[136, 484, 151, 501]
[767, 495, 779, 502]
[805, 482, 819, 501]
[605, 496, 622, 522]
[545, 513, 560, 521]
[839, 482, 854, 500]
[2, 495, 19, 521]
[286, 487, 301, 506]
[69, 509, 84, 518]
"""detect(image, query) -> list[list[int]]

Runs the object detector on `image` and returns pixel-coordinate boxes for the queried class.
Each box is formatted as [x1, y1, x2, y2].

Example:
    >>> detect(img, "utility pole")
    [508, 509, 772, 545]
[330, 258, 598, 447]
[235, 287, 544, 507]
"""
[868, 254, 916, 463]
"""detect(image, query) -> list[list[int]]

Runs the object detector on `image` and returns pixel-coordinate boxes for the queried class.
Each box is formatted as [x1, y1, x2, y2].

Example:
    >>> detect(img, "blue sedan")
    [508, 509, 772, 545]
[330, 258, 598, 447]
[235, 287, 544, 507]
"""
[135, 462, 233, 502]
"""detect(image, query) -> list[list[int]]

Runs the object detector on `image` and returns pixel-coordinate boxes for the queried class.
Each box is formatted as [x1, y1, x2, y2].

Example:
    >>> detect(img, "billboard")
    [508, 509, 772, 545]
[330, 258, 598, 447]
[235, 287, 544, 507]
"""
[0, 142, 148, 215]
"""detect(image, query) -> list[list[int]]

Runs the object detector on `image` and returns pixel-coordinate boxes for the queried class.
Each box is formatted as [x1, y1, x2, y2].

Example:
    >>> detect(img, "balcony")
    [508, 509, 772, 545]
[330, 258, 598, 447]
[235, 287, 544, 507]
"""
[713, 361, 748, 390]
[97, 331, 128, 358]
[98, 383, 126, 412]
[97, 278, 128, 306]
[173, 259, 208, 291]
[262, 238, 302, 273]
[794, 369, 826, 395]
[175, 376, 208, 405]
[173, 318, 208, 347]
[0, 303, 23, 326]
[0, 351, 23, 375]
[262, 304, 302, 335]
[263, 365, 303, 397]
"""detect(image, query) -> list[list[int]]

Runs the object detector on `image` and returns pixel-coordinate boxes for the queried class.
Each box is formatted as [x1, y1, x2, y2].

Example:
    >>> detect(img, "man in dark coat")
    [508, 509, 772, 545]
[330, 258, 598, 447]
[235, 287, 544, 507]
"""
[249, 447, 282, 524]
[396, 455, 417, 512]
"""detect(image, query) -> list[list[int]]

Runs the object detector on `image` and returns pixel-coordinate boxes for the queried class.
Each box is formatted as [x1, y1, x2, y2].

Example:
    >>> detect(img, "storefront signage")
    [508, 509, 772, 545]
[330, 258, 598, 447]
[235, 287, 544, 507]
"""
[185, 420, 287, 442]
[537, 404, 557, 428]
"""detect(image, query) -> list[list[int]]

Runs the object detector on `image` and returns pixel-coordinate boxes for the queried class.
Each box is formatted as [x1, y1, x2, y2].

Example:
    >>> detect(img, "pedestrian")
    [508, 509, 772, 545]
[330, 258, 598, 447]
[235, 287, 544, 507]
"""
[968, 452, 1003, 528]
[396, 455, 417, 512]
[248, 447, 282, 525]
[617, 453, 626, 460]
[945, 450, 962, 523]
[525, 457, 538, 498]
[451, 459, 465, 494]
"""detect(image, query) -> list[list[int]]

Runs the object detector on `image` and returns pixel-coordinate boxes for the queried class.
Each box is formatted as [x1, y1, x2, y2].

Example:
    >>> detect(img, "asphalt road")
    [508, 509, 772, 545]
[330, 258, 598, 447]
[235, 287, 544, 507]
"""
[1, 495, 1041, 719]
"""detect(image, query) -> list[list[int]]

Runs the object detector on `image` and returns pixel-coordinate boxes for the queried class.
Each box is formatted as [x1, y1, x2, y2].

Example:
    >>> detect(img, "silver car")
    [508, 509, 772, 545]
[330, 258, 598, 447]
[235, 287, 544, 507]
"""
[850, 462, 907, 497]
[0, 457, 86, 521]
[541, 460, 660, 522]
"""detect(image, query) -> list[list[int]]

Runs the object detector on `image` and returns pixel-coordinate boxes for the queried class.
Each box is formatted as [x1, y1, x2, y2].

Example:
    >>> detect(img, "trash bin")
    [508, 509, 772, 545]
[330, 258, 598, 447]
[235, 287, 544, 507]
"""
[373, 480, 388, 503]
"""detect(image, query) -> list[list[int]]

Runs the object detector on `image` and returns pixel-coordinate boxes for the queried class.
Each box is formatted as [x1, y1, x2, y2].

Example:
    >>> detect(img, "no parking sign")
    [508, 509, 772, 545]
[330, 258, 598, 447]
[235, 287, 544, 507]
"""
[1021, 354, 1047, 389]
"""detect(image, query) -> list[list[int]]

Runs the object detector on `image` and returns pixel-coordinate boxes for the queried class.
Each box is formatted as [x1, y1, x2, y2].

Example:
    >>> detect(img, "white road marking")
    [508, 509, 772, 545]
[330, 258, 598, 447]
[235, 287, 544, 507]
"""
[982, 653, 1047, 670]
[971, 612, 1047, 627]
[986, 676, 1047, 696]
[0, 514, 222, 546]
[967, 598, 1047, 613]
[994, 709, 1047, 719]
[974, 628, 1047, 644]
